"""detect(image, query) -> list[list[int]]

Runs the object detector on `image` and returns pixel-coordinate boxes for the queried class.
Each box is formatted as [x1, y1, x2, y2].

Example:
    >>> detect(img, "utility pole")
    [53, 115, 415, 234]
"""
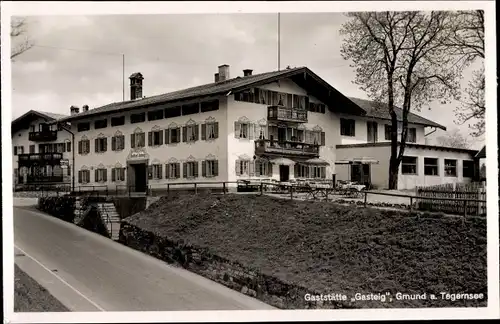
[122, 54, 125, 101]
[278, 13, 281, 71]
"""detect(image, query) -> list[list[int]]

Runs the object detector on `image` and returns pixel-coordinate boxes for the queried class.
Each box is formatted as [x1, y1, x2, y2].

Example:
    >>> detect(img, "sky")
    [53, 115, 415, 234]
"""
[10, 13, 485, 149]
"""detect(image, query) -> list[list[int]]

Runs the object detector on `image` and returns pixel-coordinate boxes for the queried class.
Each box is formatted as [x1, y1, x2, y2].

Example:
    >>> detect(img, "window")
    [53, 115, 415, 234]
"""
[183, 161, 199, 178]
[234, 121, 254, 139]
[147, 110, 164, 121]
[292, 95, 307, 109]
[148, 130, 163, 146]
[67, 166, 71, 176]
[130, 112, 146, 124]
[367, 121, 378, 143]
[29, 145, 35, 153]
[77, 122, 90, 132]
[165, 106, 182, 119]
[55, 143, 65, 153]
[166, 163, 181, 179]
[78, 170, 91, 184]
[384, 124, 392, 140]
[112, 135, 125, 151]
[235, 159, 250, 176]
[402, 156, 418, 175]
[130, 132, 145, 148]
[295, 164, 309, 178]
[200, 100, 219, 113]
[255, 159, 271, 177]
[444, 159, 457, 177]
[424, 158, 439, 176]
[308, 102, 326, 113]
[463, 160, 475, 178]
[95, 168, 107, 182]
[311, 166, 326, 179]
[95, 137, 107, 153]
[111, 116, 125, 126]
[78, 139, 90, 154]
[202, 159, 219, 177]
[66, 142, 71, 152]
[13, 146, 24, 155]
[182, 124, 199, 142]
[201, 121, 219, 140]
[111, 168, 126, 182]
[149, 164, 163, 180]
[407, 128, 416, 143]
[340, 118, 355, 136]
[166, 127, 181, 144]
[181, 103, 200, 116]
[94, 119, 108, 129]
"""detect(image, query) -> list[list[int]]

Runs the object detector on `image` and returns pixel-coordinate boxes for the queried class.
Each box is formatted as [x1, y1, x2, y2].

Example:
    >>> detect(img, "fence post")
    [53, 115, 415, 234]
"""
[363, 191, 367, 207]
[167, 184, 170, 196]
[409, 196, 413, 212]
[463, 200, 467, 218]
[223, 182, 226, 194]
[290, 185, 293, 200]
[194, 183, 198, 195]
[260, 183, 263, 196]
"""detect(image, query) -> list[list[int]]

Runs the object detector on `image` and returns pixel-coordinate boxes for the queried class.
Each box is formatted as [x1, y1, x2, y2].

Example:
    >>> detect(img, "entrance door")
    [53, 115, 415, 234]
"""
[279, 165, 290, 182]
[134, 163, 147, 192]
[350, 164, 371, 186]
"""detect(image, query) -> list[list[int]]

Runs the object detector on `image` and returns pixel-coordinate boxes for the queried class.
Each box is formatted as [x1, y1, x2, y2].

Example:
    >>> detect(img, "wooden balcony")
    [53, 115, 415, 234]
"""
[24, 175, 64, 183]
[255, 139, 320, 157]
[267, 106, 307, 123]
[18, 153, 63, 166]
[29, 130, 58, 142]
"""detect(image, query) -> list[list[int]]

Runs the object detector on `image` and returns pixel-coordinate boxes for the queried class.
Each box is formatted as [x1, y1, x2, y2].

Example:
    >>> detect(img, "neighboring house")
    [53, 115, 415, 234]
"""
[13, 64, 479, 192]
[11, 110, 73, 189]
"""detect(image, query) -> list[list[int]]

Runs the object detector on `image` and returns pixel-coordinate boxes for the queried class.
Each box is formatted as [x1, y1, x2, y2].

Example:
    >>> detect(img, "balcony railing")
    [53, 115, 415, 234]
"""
[267, 106, 307, 123]
[255, 139, 320, 157]
[24, 175, 64, 183]
[29, 130, 58, 142]
[18, 153, 63, 166]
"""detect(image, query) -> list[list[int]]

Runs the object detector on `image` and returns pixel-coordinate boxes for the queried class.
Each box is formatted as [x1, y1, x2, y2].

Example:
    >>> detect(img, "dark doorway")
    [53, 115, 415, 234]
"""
[350, 164, 371, 187]
[279, 165, 290, 182]
[133, 163, 147, 192]
[278, 127, 286, 143]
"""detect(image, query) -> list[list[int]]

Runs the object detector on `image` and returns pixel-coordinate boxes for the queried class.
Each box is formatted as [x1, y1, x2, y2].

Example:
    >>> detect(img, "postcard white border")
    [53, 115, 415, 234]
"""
[2, 1, 498, 322]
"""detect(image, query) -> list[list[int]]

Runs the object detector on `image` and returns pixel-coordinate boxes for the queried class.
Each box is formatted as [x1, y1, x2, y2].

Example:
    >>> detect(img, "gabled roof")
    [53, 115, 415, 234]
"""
[11, 110, 68, 133]
[57, 67, 367, 123]
[347, 97, 446, 130]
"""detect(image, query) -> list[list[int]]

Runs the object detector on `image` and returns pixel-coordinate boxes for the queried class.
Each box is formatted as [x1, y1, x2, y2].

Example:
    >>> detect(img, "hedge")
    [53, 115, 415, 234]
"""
[37, 196, 76, 223]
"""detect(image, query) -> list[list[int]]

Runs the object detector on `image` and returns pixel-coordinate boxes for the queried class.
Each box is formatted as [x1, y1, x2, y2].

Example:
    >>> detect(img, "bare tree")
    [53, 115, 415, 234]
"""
[446, 10, 485, 137]
[340, 11, 465, 189]
[11, 17, 33, 59]
[435, 128, 471, 149]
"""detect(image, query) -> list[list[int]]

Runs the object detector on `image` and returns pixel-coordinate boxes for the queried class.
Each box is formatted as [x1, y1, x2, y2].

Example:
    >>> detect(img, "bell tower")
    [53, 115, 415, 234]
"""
[129, 72, 144, 100]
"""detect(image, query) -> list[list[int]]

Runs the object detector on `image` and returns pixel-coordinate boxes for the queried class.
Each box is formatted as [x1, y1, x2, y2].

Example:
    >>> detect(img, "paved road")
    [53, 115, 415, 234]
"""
[13, 207, 275, 311]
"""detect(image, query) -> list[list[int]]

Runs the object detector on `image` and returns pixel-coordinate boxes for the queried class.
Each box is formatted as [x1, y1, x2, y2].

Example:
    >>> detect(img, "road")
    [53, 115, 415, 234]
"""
[13, 206, 275, 311]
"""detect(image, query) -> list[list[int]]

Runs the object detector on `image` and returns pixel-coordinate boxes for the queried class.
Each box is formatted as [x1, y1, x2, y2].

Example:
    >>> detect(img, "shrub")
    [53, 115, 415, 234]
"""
[38, 196, 76, 223]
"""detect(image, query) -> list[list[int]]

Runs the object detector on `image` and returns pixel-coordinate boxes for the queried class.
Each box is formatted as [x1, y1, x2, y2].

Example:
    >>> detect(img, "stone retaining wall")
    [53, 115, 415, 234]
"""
[119, 222, 356, 309]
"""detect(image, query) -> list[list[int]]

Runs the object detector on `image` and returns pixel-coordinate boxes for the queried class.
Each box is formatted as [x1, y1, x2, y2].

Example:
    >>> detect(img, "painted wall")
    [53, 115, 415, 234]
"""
[336, 113, 426, 145]
[11, 116, 73, 186]
[225, 78, 340, 183]
[71, 96, 228, 191]
[336, 145, 475, 190]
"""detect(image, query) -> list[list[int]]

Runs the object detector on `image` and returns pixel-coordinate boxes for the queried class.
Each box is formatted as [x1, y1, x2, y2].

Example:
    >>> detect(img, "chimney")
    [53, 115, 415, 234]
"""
[70, 105, 80, 116]
[214, 73, 220, 82]
[82, 105, 89, 112]
[129, 72, 144, 100]
[243, 69, 253, 77]
[218, 64, 230, 81]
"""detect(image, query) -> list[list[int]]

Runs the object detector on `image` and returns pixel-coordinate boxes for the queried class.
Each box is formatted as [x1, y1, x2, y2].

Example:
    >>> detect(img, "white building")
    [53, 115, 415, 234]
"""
[12, 65, 481, 192]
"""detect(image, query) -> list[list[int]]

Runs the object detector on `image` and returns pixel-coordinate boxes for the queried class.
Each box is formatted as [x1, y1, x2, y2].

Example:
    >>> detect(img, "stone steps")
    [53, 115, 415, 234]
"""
[96, 203, 121, 241]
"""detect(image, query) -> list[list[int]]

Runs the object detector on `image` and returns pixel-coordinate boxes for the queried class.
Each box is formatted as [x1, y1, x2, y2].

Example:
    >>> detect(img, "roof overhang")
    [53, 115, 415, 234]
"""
[11, 110, 55, 133]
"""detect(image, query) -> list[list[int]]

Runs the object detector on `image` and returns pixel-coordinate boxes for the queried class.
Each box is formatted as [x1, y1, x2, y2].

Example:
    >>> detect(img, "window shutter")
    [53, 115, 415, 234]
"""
[176, 127, 181, 143]
[103, 169, 107, 182]
[294, 164, 299, 177]
[159, 131, 164, 145]
[214, 160, 219, 176]
[78, 171, 82, 183]
[255, 161, 261, 176]
[194, 124, 199, 141]
[321, 167, 326, 179]
[234, 122, 240, 138]
[62, 143, 66, 153]
[235, 160, 240, 175]
[148, 132, 152, 146]
[321, 132, 326, 146]
[112, 168, 116, 182]
[78, 141, 82, 154]
[14, 147, 18, 155]
[95, 139, 99, 152]
[214, 122, 219, 139]
[183, 163, 187, 178]
[182, 126, 187, 142]
[268, 162, 273, 176]
[95, 170, 98, 182]
[201, 124, 207, 140]
[166, 164, 170, 179]
[249, 160, 255, 176]
[67, 142, 71, 152]
[121, 168, 126, 180]
[202, 161, 207, 177]
[248, 123, 255, 140]
[148, 165, 153, 179]
[165, 129, 170, 144]
[193, 161, 199, 178]
[158, 164, 163, 179]
[112, 137, 116, 151]
[103, 138, 107, 152]
[176, 163, 181, 178]
[131, 134, 136, 148]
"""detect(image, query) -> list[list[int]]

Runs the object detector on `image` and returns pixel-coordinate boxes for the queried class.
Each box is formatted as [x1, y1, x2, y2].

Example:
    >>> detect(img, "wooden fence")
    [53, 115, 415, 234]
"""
[416, 183, 486, 216]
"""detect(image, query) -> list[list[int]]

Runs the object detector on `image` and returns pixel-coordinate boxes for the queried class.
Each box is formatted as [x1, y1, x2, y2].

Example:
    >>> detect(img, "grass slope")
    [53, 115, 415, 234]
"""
[125, 193, 487, 308]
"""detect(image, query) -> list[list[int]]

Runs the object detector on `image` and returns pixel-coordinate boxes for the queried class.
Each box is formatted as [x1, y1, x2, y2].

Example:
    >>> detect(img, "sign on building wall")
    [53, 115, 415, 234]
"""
[60, 159, 69, 167]
[127, 148, 149, 161]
